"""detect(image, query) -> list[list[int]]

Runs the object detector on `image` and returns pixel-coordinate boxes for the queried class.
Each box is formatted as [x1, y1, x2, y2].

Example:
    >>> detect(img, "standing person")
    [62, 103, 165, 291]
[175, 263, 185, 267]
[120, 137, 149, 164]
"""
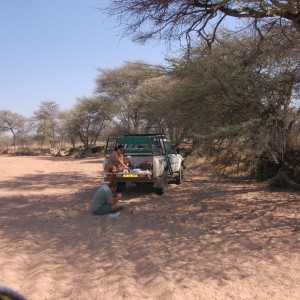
[92, 182, 124, 215]
[105, 144, 131, 172]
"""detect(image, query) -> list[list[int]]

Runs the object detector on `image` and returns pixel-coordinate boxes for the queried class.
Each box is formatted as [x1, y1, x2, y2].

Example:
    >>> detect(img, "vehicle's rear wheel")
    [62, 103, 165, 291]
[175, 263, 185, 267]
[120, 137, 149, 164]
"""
[116, 182, 126, 193]
[175, 166, 183, 185]
[154, 172, 168, 195]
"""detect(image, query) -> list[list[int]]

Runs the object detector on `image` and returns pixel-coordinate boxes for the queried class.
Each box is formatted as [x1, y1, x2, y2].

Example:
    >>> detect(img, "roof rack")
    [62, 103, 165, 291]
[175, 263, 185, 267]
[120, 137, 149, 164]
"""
[125, 133, 172, 174]
[125, 133, 165, 137]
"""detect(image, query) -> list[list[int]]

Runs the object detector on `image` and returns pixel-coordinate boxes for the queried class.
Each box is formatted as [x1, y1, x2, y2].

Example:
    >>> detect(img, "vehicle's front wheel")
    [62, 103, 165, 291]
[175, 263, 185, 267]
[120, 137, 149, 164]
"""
[175, 166, 184, 185]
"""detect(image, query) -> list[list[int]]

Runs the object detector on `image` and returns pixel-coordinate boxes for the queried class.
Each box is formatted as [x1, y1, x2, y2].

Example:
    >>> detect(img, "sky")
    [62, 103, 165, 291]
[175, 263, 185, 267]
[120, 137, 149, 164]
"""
[0, 0, 170, 117]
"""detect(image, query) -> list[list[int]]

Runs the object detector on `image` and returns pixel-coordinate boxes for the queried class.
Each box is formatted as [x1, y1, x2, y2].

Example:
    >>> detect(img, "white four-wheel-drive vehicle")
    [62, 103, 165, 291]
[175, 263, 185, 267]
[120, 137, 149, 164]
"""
[103, 133, 185, 194]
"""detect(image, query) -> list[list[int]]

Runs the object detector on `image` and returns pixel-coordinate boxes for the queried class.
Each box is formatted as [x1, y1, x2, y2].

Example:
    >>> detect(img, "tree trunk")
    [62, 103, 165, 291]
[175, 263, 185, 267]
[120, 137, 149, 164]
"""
[279, 170, 300, 190]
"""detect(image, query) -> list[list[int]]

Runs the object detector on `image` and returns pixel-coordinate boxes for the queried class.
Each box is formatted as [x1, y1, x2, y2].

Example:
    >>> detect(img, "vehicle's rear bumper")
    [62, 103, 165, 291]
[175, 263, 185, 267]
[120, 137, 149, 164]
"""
[103, 172, 157, 183]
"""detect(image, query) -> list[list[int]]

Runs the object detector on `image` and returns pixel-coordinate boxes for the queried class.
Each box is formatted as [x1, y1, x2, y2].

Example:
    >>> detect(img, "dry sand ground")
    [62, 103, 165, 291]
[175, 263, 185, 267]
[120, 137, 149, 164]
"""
[0, 155, 299, 300]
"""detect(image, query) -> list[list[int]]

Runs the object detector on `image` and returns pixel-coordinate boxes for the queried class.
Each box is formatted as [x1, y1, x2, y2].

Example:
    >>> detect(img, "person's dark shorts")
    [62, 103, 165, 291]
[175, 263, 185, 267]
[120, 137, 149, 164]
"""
[93, 204, 113, 215]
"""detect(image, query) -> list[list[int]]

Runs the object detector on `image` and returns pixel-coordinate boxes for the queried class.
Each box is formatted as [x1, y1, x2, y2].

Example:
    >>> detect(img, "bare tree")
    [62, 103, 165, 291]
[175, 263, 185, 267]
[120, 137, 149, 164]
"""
[0, 110, 29, 148]
[106, 0, 300, 47]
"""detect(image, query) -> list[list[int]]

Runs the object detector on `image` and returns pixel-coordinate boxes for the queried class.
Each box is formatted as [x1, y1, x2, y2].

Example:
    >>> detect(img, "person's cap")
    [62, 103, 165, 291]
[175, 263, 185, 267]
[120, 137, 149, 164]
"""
[117, 144, 125, 149]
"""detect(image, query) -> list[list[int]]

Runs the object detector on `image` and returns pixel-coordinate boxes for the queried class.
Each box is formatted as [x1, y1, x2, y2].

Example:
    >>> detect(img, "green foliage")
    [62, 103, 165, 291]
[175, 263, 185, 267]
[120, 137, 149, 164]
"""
[33, 101, 61, 147]
[96, 62, 165, 134]
[163, 31, 300, 180]
[63, 96, 115, 151]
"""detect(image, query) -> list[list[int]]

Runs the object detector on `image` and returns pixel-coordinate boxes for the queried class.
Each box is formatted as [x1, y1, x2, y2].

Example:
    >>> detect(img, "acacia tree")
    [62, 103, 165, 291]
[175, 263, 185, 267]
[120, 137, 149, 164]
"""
[33, 101, 61, 147]
[0, 110, 30, 148]
[96, 62, 162, 133]
[135, 75, 189, 145]
[168, 30, 300, 179]
[105, 1, 300, 185]
[64, 96, 116, 151]
[106, 0, 300, 47]
[61, 110, 78, 149]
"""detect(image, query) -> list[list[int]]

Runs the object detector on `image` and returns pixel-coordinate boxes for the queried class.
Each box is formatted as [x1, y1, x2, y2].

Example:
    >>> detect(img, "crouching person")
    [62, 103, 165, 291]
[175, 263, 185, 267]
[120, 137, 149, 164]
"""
[92, 182, 124, 215]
